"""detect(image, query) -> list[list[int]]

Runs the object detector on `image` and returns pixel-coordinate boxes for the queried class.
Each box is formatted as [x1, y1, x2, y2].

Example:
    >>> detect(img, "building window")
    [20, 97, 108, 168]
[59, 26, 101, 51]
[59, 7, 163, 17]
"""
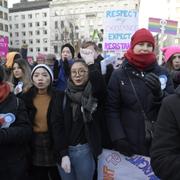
[15, 24, 19, 29]
[35, 13, 39, 18]
[22, 40, 26, 44]
[54, 46, 58, 53]
[15, 32, 19, 37]
[14, 15, 19, 20]
[43, 47, 48, 52]
[29, 31, 33, 36]
[35, 22, 40, 27]
[43, 38, 47, 43]
[35, 30, 40, 35]
[61, 21, 64, 28]
[43, 30, 47, 35]
[43, 21, 47, 26]
[22, 32, 26, 36]
[10, 41, 13, 45]
[0, 23, 3, 31]
[22, 23, 26, 28]
[28, 14, 32, 19]
[0, 11, 3, 19]
[29, 48, 33, 52]
[42, 12, 47, 17]
[15, 40, 19, 45]
[0, 1, 2, 6]
[28, 23, 32, 27]
[36, 39, 40, 43]
[10, 32, 12, 37]
[9, 16, 12, 21]
[36, 47, 40, 52]
[55, 21, 58, 28]
[4, 1, 7, 8]
[9, 24, 12, 29]
[4, 13, 8, 20]
[21, 14, 25, 19]
[5, 24, 8, 32]
[55, 34, 58, 41]
[29, 39, 33, 44]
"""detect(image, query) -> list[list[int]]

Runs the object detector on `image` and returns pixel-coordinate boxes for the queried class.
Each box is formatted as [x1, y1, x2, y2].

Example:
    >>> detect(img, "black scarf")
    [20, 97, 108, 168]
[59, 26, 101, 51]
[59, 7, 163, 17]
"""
[66, 80, 98, 123]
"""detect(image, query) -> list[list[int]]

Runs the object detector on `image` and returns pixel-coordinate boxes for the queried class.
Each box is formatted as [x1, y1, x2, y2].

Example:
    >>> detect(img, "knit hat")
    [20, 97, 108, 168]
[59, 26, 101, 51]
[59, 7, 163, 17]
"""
[161, 45, 180, 62]
[131, 28, 155, 49]
[5, 52, 21, 68]
[31, 64, 54, 82]
[61, 43, 75, 58]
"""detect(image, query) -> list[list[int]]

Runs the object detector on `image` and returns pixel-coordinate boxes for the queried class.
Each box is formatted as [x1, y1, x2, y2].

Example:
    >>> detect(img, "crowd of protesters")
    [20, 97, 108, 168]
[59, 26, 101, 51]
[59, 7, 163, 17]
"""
[0, 28, 180, 180]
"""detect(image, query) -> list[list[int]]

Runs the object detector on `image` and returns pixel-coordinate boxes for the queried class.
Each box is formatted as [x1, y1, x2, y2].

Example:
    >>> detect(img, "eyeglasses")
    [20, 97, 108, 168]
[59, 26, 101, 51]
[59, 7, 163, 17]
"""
[71, 69, 88, 77]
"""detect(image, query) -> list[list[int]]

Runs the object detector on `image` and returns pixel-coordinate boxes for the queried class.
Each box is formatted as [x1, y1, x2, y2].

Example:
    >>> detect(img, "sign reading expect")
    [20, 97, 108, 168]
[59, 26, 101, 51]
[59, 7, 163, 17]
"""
[103, 9, 138, 52]
[0, 36, 8, 57]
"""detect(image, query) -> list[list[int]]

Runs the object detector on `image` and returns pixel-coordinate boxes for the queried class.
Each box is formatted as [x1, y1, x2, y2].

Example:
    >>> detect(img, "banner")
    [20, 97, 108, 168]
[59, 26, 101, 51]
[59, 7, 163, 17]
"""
[0, 36, 8, 57]
[98, 149, 160, 180]
[148, 17, 178, 35]
[103, 9, 138, 52]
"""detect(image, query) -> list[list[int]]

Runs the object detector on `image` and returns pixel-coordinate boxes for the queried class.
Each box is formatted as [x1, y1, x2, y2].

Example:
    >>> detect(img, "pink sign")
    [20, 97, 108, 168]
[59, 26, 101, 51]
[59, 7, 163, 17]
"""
[0, 36, 8, 57]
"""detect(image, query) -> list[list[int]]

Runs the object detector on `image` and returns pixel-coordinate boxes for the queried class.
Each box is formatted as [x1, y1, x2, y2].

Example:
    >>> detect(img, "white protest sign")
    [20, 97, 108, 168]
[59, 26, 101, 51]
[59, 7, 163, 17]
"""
[98, 149, 160, 180]
[103, 9, 138, 52]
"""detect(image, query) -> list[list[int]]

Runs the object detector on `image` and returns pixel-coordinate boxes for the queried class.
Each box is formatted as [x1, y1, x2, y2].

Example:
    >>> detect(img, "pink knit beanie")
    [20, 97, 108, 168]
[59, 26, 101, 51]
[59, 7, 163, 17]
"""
[161, 45, 180, 62]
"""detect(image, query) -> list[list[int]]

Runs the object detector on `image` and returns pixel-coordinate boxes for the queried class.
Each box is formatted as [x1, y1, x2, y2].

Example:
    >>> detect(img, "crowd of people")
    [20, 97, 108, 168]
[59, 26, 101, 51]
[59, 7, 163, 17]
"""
[0, 28, 180, 180]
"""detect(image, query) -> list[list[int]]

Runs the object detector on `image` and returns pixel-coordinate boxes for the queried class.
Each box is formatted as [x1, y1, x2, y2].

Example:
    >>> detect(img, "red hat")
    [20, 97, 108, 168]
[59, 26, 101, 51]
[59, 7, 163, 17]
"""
[131, 28, 155, 49]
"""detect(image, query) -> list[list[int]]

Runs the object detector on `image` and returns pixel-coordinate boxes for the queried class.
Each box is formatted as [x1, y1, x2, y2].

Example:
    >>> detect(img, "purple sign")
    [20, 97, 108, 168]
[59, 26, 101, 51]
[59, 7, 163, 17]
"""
[0, 36, 8, 57]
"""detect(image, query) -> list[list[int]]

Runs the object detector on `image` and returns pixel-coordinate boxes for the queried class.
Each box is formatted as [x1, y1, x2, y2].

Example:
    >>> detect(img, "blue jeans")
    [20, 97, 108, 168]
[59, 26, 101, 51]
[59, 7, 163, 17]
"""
[58, 143, 95, 180]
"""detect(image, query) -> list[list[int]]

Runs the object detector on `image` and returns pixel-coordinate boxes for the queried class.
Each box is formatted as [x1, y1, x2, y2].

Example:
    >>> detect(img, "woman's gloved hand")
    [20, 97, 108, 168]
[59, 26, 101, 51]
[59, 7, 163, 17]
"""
[145, 73, 163, 97]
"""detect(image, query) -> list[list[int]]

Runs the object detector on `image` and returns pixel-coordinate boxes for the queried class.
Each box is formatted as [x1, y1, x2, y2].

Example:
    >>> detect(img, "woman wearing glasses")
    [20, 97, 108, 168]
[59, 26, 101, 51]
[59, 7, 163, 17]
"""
[51, 59, 106, 180]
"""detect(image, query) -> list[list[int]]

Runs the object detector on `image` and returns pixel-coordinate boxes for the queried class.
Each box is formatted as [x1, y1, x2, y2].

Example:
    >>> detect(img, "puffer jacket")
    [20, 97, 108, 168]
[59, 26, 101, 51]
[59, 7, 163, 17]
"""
[106, 60, 174, 155]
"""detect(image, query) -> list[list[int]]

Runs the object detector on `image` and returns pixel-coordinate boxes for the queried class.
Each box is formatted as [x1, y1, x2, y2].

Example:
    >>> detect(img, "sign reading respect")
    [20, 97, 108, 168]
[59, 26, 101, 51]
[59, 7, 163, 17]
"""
[103, 9, 139, 51]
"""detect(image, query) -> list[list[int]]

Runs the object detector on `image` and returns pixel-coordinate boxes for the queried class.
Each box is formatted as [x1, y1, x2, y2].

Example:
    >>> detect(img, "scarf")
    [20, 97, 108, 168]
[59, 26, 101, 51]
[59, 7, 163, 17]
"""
[66, 80, 98, 123]
[124, 49, 156, 70]
[0, 82, 11, 103]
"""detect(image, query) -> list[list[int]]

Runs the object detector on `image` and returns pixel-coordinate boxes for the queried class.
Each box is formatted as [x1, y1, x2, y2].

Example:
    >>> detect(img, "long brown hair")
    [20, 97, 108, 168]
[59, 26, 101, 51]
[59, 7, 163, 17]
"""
[9, 58, 32, 93]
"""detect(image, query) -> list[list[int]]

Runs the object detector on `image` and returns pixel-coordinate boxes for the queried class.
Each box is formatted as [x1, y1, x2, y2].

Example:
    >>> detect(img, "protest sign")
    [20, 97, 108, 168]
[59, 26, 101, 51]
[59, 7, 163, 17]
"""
[0, 36, 8, 57]
[98, 149, 160, 180]
[103, 9, 138, 52]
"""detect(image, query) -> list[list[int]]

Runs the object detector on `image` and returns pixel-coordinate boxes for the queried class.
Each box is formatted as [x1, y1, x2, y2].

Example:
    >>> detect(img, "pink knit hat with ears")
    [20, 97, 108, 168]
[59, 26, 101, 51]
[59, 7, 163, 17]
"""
[161, 45, 180, 63]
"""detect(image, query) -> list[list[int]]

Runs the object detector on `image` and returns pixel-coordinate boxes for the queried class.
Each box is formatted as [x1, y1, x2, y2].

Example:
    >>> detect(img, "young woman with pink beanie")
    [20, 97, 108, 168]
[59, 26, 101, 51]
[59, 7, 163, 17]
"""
[162, 45, 180, 88]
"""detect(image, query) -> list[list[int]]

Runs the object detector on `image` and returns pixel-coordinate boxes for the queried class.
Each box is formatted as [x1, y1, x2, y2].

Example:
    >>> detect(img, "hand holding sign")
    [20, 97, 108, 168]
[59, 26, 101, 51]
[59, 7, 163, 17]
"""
[80, 48, 95, 65]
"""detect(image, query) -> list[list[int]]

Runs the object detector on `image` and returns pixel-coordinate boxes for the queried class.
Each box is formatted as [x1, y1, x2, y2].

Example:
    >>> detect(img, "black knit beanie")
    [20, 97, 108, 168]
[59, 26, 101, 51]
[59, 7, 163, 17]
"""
[61, 43, 75, 58]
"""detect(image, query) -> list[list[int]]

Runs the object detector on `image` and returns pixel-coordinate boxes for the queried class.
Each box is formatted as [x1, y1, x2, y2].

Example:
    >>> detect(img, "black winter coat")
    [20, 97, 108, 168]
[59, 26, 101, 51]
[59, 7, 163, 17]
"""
[22, 87, 64, 144]
[106, 60, 174, 155]
[51, 64, 107, 161]
[0, 93, 32, 180]
[150, 85, 180, 180]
